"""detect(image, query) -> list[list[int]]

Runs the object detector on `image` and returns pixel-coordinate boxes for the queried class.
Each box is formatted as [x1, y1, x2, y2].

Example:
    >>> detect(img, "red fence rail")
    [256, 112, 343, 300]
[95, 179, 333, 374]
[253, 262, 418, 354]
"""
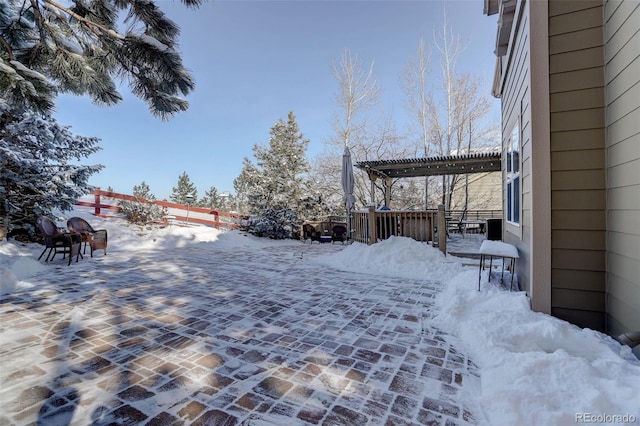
[75, 189, 249, 230]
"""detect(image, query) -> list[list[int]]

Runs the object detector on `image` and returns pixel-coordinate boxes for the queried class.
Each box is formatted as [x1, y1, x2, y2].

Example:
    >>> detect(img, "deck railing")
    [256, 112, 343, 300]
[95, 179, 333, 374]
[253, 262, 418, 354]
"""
[349, 206, 500, 255]
[75, 189, 249, 230]
[445, 209, 502, 221]
[350, 205, 444, 253]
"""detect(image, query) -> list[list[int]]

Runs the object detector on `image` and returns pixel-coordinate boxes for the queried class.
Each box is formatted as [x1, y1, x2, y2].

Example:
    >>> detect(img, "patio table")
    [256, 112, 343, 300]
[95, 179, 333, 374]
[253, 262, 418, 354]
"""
[478, 240, 519, 291]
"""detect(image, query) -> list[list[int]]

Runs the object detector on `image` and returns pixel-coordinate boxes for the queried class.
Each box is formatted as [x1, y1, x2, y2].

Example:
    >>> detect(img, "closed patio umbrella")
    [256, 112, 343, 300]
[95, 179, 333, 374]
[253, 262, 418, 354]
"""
[342, 145, 356, 242]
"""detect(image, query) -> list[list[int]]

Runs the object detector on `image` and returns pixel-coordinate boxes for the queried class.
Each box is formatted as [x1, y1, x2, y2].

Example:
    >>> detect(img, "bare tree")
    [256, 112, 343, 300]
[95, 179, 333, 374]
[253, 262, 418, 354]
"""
[432, 11, 465, 210]
[401, 38, 433, 208]
[311, 114, 413, 211]
[353, 116, 414, 208]
[403, 10, 497, 212]
[315, 49, 420, 211]
[451, 75, 493, 212]
[311, 48, 383, 212]
[330, 48, 382, 149]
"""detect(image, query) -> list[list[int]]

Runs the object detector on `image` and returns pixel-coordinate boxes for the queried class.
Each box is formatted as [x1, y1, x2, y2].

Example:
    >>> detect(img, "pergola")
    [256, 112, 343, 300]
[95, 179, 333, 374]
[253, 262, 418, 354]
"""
[355, 151, 502, 206]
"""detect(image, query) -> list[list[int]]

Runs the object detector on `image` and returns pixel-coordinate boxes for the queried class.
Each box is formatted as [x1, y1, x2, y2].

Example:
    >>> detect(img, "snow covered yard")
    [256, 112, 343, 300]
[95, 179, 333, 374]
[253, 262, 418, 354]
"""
[1, 211, 639, 425]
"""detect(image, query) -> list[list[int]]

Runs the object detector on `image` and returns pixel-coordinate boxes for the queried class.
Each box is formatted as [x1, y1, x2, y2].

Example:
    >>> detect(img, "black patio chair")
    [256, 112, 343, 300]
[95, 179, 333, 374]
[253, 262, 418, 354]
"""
[302, 224, 322, 244]
[36, 216, 82, 266]
[67, 217, 108, 257]
[331, 225, 347, 244]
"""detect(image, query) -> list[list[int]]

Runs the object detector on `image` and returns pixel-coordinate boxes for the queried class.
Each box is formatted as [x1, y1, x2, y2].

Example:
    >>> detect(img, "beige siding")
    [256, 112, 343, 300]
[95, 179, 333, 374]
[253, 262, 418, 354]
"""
[551, 210, 605, 229]
[606, 50, 640, 100]
[604, 0, 640, 356]
[500, 0, 536, 300]
[552, 308, 607, 331]
[550, 87, 604, 112]
[549, 0, 603, 16]
[550, 128, 605, 152]
[450, 172, 502, 211]
[549, 27, 605, 55]
[551, 189, 605, 210]
[608, 159, 640, 188]
[551, 169, 605, 190]
[551, 150, 604, 171]
[552, 269, 606, 292]
[604, 120, 640, 163]
[549, 0, 606, 331]
[549, 46, 604, 75]
[488, 0, 638, 352]
[608, 96, 640, 142]
[552, 288, 605, 312]
[548, 6, 605, 35]
[527, 0, 553, 313]
[552, 230, 606, 250]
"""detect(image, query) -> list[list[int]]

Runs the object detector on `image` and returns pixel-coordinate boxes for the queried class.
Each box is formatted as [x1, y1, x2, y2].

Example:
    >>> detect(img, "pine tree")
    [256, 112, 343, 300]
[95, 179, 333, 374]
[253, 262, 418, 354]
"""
[170, 172, 197, 205]
[234, 112, 319, 238]
[132, 182, 154, 200]
[198, 186, 220, 210]
[118, 181, 167, 225]
[0, 104, 103, 237]
[0, 0, 201, 119]
[233, 158, 262, 215]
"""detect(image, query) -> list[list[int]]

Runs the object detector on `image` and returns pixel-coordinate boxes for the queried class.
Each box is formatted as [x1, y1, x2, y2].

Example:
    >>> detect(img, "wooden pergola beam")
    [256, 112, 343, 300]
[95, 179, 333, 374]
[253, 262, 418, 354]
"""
[355, 152, 502, 179]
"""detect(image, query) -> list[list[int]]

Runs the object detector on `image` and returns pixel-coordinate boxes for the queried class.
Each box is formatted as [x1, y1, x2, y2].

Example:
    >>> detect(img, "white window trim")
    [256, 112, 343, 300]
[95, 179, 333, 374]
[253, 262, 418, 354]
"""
[505, 113, 522, 231]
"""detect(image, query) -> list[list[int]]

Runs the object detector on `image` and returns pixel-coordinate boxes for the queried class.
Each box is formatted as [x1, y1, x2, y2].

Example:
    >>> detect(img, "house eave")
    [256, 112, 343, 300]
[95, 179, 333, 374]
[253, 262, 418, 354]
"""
[495, 0, 517, 56]
[484, 0, 500, 16]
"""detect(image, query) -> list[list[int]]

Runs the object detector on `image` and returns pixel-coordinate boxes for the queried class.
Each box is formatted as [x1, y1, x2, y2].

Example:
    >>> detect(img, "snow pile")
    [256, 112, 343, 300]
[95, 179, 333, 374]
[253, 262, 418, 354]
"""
[315, 235, 463, 282]
[432, 268, 640, 425]
[0, 240, 46, 295]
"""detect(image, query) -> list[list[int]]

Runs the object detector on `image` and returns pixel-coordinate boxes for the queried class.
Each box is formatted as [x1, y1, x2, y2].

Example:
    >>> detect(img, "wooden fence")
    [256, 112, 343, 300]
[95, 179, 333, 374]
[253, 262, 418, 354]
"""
[75, 189, 248, 230]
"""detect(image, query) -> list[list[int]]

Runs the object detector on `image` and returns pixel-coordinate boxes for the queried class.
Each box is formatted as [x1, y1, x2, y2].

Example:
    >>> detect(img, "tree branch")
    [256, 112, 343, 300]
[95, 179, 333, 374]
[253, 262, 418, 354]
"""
[0, 36, 14, 61]
[43, 0, 124, 40]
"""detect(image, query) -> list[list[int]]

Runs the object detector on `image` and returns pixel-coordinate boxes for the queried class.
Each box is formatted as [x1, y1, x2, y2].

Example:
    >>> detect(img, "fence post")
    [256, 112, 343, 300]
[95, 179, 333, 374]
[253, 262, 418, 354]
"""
[367, 204, 377, 245]
[437, 204, 446, 256]
[94, 189, 101, 216]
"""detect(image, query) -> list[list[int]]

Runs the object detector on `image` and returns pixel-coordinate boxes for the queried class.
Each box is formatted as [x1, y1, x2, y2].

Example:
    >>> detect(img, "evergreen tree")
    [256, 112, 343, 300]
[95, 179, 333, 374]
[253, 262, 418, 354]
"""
[0, 0, 201, 119]
[233, 158, 261, 214]
[234, 112, 318, 238]
[0, 104, 102, 237]
[118, 181, 167, 225]
[170, 172, 197, 205]
[132, 182, 154, 199]
[198, 186, 221, 210]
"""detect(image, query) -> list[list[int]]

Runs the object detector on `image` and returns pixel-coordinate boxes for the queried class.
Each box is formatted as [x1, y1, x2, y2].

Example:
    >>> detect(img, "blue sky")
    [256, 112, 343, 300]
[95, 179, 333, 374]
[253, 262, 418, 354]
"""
[54, 0, 500, 201]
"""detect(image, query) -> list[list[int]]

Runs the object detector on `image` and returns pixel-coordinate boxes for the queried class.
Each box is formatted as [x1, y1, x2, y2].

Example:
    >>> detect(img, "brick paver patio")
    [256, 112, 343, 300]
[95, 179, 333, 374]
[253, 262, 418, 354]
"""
[0, 240, 483, 425]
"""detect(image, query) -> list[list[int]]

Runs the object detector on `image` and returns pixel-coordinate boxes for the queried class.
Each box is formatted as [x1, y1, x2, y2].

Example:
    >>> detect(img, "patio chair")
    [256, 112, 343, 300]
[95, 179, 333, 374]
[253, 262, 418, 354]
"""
[302, 224, 321, 244]
[331, 225, 347, 244]
[36, 216, 82, 266]
[67, 217, 108, 257]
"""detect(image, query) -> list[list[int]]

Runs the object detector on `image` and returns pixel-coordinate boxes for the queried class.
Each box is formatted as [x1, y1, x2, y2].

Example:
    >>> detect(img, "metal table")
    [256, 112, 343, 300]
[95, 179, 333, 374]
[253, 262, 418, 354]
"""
[478, 240, 519, 291]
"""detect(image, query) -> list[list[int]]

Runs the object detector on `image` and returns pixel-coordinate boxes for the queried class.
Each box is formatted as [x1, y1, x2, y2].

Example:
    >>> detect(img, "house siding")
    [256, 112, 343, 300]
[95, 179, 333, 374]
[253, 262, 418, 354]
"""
[499, 0, 553, 313]
[486, 0, 639, 355]
[548, 0, 607, 331]
[604, 0, 640, 357]
[450, 172, 502, 211]
[500, 0, 531, 291]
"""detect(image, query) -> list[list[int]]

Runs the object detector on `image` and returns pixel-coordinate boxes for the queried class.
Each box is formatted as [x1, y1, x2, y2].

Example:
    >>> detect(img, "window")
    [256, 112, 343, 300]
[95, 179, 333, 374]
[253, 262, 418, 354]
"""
[506, 120, 520, 225]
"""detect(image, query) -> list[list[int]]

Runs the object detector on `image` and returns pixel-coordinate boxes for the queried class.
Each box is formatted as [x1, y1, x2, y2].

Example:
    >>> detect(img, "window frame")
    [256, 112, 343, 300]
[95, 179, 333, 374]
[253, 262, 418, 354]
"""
[505, 116, 521, 227]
